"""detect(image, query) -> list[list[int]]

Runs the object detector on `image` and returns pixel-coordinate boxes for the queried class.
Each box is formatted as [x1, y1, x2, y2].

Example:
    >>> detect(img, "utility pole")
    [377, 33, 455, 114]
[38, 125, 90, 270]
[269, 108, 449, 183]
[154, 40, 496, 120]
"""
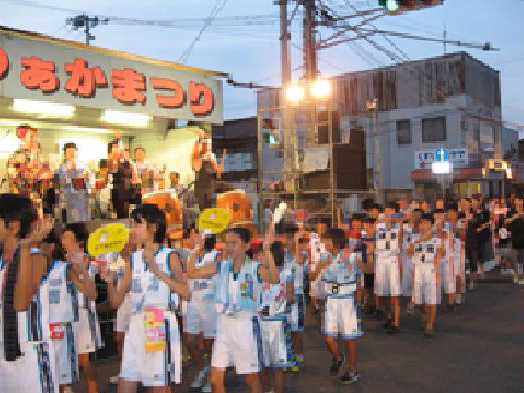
[303, 0, 318, 81]
[278, 0, 297, 211]
[279, 0, 291, 85]
[66, 15, 108, 45]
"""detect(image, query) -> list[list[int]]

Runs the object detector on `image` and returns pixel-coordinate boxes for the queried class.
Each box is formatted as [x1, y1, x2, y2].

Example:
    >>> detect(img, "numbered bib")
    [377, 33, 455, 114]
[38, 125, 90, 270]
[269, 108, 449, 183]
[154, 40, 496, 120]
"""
[144, 307, 166, 353]
[49, 323, 65, 341]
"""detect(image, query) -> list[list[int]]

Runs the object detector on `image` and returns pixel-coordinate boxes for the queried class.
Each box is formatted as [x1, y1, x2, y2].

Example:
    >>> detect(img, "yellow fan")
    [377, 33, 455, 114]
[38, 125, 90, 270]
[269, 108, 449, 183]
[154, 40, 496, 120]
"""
[198, 208, 232, 234]
[88, 223, 130, 257]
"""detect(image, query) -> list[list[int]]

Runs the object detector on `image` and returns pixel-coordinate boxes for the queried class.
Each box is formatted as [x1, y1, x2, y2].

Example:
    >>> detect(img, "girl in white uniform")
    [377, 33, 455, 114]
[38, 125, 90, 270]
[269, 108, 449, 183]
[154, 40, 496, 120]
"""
[61, 223, 100, 393]
[46, 258, 80, 390]
[186, 234, 219, 392]
[110, 255, 133, 385]
[283, 236, 308, 371]
[103, 204, 189, 393]
[259, 240, 295, 393]
[0, 193, 57, 393]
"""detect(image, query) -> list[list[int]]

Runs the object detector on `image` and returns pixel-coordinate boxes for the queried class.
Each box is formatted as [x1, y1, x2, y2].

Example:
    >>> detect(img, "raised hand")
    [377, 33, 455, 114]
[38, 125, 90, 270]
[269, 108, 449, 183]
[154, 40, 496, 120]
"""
[99, 262, 115, 284]
[27, 216, 54, 243]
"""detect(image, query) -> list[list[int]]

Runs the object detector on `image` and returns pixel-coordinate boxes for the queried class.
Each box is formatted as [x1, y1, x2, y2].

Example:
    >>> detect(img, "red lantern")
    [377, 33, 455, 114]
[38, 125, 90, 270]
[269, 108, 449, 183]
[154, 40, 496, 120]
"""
[16, 126, 30, 140]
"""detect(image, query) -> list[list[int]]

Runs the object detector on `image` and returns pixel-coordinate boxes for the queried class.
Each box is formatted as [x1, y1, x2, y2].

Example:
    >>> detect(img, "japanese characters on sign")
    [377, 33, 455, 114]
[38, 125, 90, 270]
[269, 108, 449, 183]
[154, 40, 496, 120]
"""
[414, 148, 468, 170]
[0, 30, 223, 123]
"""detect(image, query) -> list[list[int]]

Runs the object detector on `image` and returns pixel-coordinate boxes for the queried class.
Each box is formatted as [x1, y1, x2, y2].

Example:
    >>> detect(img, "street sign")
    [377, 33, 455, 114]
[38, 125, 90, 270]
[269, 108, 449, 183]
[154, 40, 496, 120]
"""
[414, 148, 467, 170]
[435, 148, 449, 162]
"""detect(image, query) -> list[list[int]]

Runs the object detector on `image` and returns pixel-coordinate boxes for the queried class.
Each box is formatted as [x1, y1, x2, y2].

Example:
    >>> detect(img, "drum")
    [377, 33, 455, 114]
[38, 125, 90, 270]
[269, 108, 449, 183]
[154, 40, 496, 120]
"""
[142, 192, 183, 226]
[216, 191, 252, 223]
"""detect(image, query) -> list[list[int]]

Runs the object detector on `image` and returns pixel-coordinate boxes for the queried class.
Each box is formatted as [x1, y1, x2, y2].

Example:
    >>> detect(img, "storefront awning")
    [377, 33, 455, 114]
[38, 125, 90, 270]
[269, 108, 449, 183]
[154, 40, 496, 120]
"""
[0, 25, 225, 124]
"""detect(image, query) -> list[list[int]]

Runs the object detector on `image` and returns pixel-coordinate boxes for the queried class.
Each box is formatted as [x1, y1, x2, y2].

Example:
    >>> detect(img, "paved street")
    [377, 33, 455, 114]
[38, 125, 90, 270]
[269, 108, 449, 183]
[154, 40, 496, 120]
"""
[81, 282, 524, 393]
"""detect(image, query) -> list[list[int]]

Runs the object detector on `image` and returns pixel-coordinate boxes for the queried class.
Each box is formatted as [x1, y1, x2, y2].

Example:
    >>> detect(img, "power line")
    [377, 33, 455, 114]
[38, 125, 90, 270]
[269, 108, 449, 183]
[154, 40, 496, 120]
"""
[178, 0, 229, 63]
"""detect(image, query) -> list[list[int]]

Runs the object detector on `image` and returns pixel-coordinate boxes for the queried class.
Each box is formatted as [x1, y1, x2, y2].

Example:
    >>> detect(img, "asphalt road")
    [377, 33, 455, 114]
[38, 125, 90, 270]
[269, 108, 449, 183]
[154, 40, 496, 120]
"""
[81, 282, 524, 393]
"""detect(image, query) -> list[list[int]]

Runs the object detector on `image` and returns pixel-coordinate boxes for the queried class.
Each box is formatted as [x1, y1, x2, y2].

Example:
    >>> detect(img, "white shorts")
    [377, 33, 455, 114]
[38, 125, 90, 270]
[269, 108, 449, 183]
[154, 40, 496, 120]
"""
[413, 263, 440, 305]
[290, 294, 306, 332]
[374, 254, 402, 297]
[120, 311, 181, 386]
[115, 295, 133, 333]
[75, 309, 102, 354]
[211, 313, 263, 375]
[440, 258, 456, 295]
[260, 318, 294, 368]
[310, 278, 324, 299]
[0, 341, 59, 393]
[322, 296, 363, 340]
[52, 323, 80, 385]
[184, 298, 217, 338]
[401, 254, 414, 296]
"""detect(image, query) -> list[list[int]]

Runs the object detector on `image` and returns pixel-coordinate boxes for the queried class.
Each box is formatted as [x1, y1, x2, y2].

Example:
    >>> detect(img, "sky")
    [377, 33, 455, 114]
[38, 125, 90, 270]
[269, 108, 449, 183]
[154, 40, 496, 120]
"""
[0, 0, 522, 131]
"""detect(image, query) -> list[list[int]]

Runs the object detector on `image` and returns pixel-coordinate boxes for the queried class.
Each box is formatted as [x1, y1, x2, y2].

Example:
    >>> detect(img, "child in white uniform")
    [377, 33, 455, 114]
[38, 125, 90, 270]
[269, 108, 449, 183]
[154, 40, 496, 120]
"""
[284, 229, 309, 372]
[374, 204, 403, 334]
[0, 193, 58, 393]
[186, 234, 219, 392]
[313, 228, 362, 385]
[259, 240, 295, 393]
[409, 212, 445, 337]
[61, 223, 100, 393]
[189, 227, 280, 393]
[103, 204, 189, 393]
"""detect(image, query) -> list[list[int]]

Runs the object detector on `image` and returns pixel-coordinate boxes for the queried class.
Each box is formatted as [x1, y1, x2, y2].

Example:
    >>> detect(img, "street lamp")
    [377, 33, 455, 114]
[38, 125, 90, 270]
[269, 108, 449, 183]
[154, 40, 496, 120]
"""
[310, 79, 332, 100]
[284, 78, 332, 103]
[283, 78, 335, 225]
[285, 84, 305, 104]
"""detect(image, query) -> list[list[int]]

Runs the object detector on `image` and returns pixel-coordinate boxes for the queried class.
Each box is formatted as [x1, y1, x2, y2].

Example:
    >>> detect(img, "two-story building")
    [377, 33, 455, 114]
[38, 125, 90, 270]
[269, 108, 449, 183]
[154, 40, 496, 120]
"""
[258, 51, 503, 205]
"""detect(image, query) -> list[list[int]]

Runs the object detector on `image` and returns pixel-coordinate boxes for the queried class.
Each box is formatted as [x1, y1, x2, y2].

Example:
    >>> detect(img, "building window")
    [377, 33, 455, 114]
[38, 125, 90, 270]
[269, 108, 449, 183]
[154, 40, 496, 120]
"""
[422, 117, 446, 143]
[396, 119, 411, 145]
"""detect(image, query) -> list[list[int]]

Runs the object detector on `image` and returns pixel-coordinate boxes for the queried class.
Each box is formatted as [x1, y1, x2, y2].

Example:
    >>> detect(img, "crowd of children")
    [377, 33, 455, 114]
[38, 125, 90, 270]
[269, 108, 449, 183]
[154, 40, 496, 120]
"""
[1, 192, 523, 393]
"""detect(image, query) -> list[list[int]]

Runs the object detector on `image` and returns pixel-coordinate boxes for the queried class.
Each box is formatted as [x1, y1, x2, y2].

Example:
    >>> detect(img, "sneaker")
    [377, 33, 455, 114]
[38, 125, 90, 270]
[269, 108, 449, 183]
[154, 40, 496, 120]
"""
[518, 279, 524, 285]
[109, 375, 120, 384]
[329, 355, 344, 376]
[339, 371, 359, 385]
[201, 382, 212, 393]
[386, 325, 400, 335]
[289, 364, 300, 373]
[191, 369, 206, 389]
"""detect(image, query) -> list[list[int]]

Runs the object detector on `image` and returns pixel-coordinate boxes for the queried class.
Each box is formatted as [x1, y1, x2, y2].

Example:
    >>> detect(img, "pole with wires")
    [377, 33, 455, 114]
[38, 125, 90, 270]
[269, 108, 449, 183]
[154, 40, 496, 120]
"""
[66, 15, 108, 45]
